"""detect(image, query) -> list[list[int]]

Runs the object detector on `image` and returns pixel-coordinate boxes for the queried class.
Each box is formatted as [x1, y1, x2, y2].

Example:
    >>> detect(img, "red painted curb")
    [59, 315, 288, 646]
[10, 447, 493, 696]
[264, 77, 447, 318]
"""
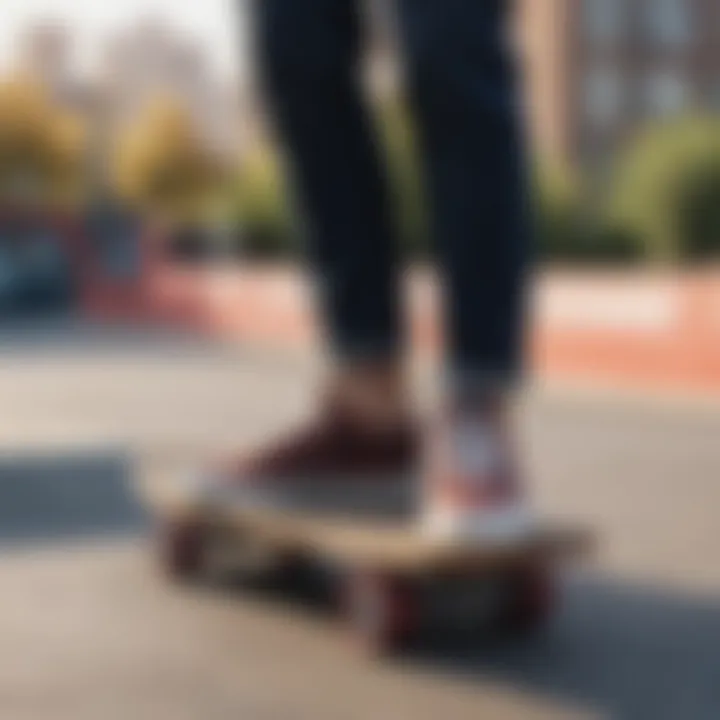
[82, 264, 720, 395]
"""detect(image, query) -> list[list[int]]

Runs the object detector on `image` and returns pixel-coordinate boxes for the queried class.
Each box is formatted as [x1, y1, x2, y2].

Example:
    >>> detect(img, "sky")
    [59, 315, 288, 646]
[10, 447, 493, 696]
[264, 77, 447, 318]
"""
[0, 0, 247, 80]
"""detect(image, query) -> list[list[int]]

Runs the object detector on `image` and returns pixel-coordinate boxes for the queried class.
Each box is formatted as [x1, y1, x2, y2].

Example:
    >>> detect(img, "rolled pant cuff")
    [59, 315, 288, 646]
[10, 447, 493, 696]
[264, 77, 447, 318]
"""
[444, 367, 522, 403]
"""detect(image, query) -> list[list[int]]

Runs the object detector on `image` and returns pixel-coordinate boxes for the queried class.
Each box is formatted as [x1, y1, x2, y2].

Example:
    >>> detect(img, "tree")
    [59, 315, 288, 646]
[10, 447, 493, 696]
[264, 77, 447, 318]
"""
[533, 159, 584, 260]
[377, 98, 430, 257]
[609, 115, 720, 262]
[232, 139, 294, 257]
[112, 97, 224, 222]
[0, 75, 85, 205]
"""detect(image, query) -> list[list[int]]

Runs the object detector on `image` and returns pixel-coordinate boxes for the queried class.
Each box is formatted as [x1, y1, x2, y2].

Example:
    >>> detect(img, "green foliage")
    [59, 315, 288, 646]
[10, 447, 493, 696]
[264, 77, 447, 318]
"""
[231, 105, 720, 266]
[112, 97, 224, 222]
[609, 115, 720, 262]
[233, 142, 295, 258]
[534, 161, 642, 263]
[377, 99, 430, 257]
[378, 100, 634, 264]
[0, 75, 85, 205]
[534, 161, 583, 260]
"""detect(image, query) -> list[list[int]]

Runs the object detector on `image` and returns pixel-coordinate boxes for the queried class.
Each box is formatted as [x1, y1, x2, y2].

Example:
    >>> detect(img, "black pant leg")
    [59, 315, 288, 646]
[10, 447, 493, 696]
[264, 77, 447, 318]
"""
[396, 0, 532, 387]
[253, 0, 401, 361]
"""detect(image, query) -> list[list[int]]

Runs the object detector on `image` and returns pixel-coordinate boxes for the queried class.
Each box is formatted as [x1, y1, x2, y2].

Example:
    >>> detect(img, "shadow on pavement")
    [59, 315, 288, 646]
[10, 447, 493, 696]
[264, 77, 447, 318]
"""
[408, 575, 720, 720]
[202, 559, 720, 718]
[0, 449, 147, 547]
[2, 442, 718, 718]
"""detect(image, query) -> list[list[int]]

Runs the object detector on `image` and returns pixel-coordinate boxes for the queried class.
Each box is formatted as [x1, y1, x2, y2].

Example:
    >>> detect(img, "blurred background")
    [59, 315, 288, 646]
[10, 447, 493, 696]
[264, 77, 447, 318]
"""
[0, 0, 718, 391]
[2, 2, 720, 719]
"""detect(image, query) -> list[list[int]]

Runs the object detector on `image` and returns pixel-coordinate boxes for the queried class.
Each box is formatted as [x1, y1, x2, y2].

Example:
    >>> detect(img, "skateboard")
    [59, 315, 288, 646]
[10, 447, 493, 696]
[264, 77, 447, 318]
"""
[141, 477, 592, 655]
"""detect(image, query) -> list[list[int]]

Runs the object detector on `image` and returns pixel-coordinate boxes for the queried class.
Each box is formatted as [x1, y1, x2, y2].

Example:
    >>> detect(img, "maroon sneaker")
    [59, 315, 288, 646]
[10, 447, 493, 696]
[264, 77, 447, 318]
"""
[193, 397, 419, 519]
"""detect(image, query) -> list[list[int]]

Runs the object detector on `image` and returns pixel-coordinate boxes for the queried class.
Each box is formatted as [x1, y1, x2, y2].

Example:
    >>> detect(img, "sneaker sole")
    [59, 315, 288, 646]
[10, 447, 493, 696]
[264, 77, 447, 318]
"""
[185, 471, 418, 520]
[421, 505, 534, 544]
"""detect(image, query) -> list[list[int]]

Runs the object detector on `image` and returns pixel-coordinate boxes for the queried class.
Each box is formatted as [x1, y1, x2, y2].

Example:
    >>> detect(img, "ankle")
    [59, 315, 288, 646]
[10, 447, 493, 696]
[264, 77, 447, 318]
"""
[331, 361, 411, 430]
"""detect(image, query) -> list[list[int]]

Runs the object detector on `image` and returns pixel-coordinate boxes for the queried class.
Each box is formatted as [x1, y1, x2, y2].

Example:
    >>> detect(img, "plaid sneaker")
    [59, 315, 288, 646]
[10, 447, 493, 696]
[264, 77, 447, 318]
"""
[421, 397, 532, 541]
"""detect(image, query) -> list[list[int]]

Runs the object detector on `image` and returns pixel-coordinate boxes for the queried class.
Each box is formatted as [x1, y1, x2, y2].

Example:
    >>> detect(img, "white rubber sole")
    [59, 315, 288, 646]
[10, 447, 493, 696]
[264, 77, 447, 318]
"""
[181, 470, 417, 518]
[421, 504, 535, 544]
[182, 470, 534, 542]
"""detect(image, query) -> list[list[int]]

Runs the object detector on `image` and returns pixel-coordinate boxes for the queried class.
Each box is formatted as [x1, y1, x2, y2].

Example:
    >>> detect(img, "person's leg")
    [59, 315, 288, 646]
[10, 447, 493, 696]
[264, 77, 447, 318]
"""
[396, 0, 530, 392]
[395, 0, 533, 536]
[254, 0, 401, 369]
[191, 0, 418, 517]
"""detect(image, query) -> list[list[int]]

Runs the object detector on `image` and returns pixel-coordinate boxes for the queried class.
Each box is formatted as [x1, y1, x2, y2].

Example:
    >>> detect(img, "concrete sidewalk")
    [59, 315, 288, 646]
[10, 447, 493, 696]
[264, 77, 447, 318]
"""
[1, 319, 720, 719]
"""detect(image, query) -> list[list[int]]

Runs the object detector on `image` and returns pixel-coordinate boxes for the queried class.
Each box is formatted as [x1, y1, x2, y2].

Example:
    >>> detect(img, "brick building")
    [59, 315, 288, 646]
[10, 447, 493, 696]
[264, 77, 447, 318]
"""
[520, 0, 720, 169]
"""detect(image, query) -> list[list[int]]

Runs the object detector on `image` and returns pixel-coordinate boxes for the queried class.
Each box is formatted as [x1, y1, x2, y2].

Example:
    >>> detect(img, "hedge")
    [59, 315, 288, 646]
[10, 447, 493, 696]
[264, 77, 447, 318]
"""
[230, 110, 720, 265]
[608, 115, 720, 262]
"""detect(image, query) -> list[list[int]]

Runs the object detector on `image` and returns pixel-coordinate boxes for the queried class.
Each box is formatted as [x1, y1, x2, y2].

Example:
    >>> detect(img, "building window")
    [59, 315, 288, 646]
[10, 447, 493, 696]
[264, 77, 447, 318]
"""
[584, 0, 625, 43]
[584, 66, 623, 129]
[643, 0, 691, 46]
[644, 72, 688, 117]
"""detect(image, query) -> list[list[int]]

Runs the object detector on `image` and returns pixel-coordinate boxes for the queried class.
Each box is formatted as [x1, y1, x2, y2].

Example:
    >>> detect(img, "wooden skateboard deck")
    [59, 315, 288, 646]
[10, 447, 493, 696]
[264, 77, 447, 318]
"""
[140, 474, 592, 574]
[140, 476, 593, 654]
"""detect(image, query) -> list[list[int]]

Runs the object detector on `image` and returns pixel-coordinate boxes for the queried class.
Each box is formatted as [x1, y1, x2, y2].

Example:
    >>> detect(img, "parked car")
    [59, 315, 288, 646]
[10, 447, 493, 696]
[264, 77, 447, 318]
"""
[0, 244, 20, 311]
[14, 231, 74, 310]
[0, 230, 74, 314]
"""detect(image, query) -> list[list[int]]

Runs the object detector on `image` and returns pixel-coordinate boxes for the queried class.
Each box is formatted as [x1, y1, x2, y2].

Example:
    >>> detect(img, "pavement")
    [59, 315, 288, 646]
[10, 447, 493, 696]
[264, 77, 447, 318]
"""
[1, 317, 720, 720]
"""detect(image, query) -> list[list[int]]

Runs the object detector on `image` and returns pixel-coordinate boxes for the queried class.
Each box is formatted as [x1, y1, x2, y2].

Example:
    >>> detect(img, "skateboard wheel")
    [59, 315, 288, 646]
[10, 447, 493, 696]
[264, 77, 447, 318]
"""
[496, 562, 556, 636]
[343, 571, 419, 656]
[159, 517, 206, 581]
